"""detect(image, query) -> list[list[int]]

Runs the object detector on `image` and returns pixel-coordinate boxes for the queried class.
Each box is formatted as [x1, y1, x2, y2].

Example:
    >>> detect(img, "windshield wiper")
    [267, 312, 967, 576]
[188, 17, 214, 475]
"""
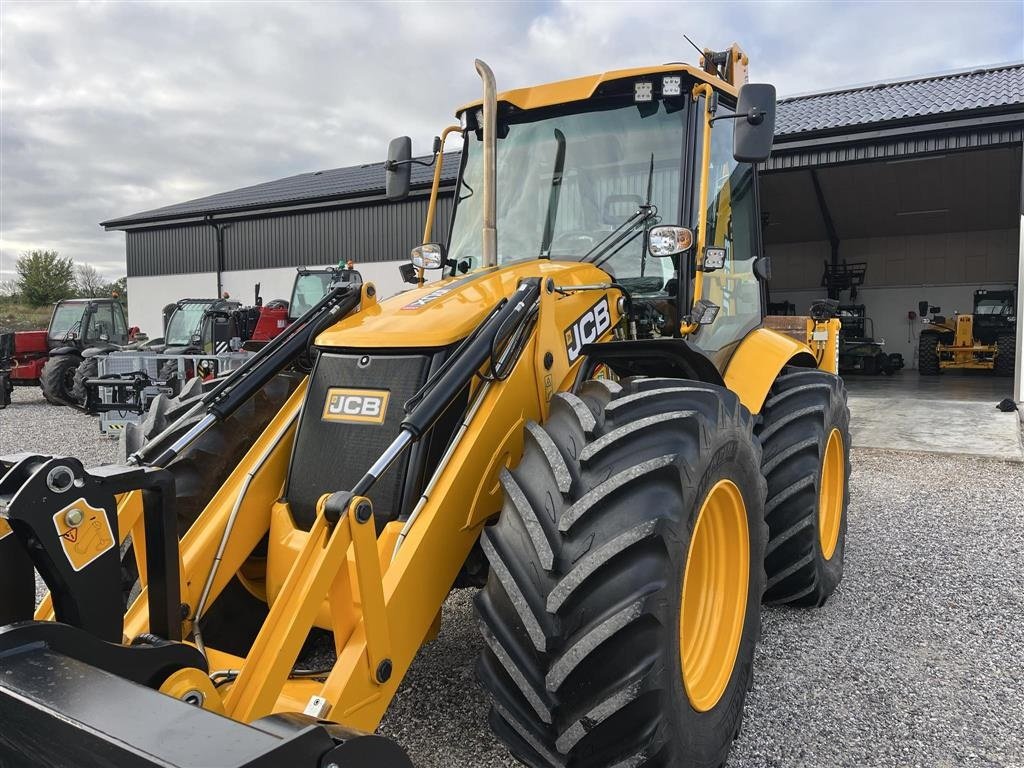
[539, 128, 567, 258]
[586, 154, 658, 269]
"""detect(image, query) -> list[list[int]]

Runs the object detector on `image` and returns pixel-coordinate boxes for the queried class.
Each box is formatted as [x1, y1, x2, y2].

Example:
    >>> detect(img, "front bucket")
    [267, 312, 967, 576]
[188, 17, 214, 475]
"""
[0, 625, 414, 768]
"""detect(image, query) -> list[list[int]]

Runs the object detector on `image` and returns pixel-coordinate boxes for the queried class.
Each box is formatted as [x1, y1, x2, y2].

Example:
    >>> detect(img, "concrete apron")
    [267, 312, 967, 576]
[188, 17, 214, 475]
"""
[848, 394, 1024, 462]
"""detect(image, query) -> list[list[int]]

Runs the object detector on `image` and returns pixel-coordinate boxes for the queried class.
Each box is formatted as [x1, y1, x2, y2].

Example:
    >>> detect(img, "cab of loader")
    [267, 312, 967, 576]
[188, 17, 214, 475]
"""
[48, 297, 130, 351]
[389, 61, 776, 371]
[289, 264, 363, 321]
[972, 288, 1016, 342]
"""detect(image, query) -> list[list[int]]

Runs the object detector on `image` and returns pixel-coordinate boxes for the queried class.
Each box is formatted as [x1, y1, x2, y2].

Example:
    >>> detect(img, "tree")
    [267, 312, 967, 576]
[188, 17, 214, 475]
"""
[75, 263, 107, 297]
[109, 276, 128, 304]
[16, 250, 74, 306]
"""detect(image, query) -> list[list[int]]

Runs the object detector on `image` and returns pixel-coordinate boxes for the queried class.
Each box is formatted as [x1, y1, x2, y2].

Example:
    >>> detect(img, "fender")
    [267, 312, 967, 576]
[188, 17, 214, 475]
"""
[82, 345, 118, 358]
[580, 339, 725, 387]
[48, 347, 82, 358]
[724, 328, 817, 414]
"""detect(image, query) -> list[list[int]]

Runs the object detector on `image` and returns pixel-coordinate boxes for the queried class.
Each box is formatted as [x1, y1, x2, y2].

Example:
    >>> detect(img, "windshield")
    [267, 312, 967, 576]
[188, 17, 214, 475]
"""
[975, 297, 1011, 315]
[165, 303, 209, 346]
[447, 101, 683, 286]
[290, 272, 335, 318]
[49, 303, 86, 339]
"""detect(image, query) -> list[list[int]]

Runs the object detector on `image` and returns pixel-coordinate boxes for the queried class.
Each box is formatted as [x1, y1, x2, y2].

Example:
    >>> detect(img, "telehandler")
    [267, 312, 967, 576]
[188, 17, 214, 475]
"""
[0, 44, 849, 768]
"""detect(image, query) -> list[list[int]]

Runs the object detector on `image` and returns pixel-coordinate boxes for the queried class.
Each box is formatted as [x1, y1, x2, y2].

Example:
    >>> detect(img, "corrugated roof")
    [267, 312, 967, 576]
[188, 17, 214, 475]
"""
[102, 155, 461, 228]
[776, 62, 1023, 136]
[104, 63, 1024, 229]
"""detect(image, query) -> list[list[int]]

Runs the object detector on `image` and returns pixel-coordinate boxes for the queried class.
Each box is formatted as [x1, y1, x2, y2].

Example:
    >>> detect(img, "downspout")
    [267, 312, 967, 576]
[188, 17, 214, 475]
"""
[809, 169, 840, 299]
[1015, 139, 1023, 404]
[475, 59, 498, 268]
[205, 216, 232, 298]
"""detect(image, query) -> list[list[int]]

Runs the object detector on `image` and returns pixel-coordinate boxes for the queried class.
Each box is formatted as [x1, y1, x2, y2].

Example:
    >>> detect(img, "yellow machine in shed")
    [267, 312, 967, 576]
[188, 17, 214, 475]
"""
[0, 43, 849, 768]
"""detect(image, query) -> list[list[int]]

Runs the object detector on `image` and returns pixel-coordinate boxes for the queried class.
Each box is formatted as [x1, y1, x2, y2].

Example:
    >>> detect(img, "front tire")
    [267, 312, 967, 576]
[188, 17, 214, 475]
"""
[918, 333, 940, 375]
[71, 356, 98, 407]
[994, 334, 1015, 377]
[476, 378, 766, 768]
[755, 369, 850, 606]
[40, 355, 81, 405]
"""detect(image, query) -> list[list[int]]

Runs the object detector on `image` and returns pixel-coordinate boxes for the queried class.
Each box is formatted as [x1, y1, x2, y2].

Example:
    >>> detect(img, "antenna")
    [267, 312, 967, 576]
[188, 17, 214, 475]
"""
[683, 34, 705, 60]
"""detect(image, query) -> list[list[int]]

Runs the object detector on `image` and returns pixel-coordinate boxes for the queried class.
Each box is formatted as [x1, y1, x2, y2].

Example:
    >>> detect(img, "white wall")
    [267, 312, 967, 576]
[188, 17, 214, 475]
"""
[127, 259, 434, 338]
[767, 227, 1020, 371]
[771, 283, 1016, 369]
[127, 271, 218, 337]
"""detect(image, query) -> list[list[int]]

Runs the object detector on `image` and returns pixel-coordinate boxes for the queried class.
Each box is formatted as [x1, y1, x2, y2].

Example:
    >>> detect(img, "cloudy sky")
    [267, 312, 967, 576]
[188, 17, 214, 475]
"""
[2, 0, 1022, 281]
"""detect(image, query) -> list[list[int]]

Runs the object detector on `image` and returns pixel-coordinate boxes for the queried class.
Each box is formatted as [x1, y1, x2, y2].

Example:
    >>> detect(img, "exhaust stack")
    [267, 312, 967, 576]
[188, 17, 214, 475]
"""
[474, 59, 497, 268]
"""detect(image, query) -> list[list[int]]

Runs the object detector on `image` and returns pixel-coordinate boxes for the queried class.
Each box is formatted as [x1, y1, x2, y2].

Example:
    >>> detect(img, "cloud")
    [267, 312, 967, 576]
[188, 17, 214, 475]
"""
[1, 0, 1021, 281]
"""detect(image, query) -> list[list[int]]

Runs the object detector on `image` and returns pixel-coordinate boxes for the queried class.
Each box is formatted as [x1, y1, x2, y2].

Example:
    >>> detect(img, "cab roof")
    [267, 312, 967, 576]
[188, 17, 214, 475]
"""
[455, 62, 736, 116]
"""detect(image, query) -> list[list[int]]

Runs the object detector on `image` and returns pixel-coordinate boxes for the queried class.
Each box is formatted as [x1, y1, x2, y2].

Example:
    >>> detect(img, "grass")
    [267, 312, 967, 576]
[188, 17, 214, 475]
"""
[0, 298, 52, 333]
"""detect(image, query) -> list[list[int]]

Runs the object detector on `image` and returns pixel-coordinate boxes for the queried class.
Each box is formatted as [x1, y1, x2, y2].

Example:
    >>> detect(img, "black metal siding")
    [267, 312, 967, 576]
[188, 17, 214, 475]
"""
[125, 225, 217, 276]
[766, 125, 1024, 172]
[126, 194, 453, 278]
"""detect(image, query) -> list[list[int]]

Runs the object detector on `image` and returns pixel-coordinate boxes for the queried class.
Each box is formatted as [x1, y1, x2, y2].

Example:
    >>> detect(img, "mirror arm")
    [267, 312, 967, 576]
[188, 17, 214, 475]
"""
[385, 155, 437, 171]
[709, 109, 764, 126]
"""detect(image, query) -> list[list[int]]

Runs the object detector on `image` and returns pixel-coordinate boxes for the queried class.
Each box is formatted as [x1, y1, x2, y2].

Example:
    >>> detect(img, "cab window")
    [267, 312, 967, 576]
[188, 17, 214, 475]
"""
[86, 303, 116, 342]
[692, 105, 762, 353]
[112, 303, 128, 341]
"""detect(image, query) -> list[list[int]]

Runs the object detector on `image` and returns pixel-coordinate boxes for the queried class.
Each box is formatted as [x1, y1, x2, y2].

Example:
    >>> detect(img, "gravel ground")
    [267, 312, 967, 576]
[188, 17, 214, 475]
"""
[3, 386, 1023, 768]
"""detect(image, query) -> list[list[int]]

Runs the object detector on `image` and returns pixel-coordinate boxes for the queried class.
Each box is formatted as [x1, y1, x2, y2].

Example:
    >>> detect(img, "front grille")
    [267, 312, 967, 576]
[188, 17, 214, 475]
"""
[285, 352, 434, 531]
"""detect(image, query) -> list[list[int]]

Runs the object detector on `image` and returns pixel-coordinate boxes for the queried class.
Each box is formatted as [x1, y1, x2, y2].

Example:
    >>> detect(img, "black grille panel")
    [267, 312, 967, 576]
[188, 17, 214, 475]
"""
[285, 352, 432, 530]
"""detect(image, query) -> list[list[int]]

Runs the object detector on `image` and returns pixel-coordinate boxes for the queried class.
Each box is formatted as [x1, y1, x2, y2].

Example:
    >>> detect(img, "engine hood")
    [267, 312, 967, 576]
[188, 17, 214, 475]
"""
[316, 260, 613, 349]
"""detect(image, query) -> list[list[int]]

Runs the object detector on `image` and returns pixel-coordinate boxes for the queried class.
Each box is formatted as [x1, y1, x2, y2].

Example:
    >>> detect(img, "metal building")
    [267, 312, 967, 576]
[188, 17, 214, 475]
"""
[103, 62, 1023, 399]
[102, 160, 460, 335]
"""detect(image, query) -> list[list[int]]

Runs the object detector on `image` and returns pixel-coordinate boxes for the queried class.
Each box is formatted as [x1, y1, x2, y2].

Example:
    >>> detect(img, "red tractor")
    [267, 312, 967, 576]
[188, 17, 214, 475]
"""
[248, 264, 362, 346]
[0, 297, 136, 407]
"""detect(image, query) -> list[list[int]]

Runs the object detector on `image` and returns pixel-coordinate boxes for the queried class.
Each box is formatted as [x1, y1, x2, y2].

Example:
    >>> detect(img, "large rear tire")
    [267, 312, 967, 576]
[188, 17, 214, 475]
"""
[994, 334, 1015, 377]
[755, 369, 850, 606]
[71, 356, 98, 406]
[39, 355, 81, 405]
[476, 378, 766, 768]
[918, 333, 940, 376]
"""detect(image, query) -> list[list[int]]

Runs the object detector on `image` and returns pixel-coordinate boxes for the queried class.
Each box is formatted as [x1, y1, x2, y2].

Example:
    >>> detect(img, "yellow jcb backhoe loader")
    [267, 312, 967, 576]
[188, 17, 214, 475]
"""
[0, 43, 849, 768]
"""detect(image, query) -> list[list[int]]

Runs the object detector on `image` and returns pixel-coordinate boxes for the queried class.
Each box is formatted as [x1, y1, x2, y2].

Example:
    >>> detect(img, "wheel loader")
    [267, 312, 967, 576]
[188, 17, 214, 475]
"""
[918, 289, 1016, 376]
[0, 44, 850, 768]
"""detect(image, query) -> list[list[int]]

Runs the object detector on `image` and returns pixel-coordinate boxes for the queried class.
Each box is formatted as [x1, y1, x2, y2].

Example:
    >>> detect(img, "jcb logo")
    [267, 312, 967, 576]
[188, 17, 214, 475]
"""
[565, 296, 612, 362]
[322, 388, 390, 424]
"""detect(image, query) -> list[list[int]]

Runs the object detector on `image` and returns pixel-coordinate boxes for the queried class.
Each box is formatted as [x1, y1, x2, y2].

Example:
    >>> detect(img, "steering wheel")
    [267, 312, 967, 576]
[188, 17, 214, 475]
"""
[548, 230, 598, 256]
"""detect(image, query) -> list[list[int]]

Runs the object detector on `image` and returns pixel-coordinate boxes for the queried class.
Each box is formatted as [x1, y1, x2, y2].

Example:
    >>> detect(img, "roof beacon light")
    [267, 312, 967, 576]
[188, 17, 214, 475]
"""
[662, 76, 682, 96]
[634, 81, 653, 103]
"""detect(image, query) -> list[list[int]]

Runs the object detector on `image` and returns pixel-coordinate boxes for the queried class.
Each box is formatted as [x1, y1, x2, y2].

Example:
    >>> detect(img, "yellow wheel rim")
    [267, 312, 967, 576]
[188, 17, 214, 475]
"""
[818, 428, 844, 560]
[679, 479, 749, 712]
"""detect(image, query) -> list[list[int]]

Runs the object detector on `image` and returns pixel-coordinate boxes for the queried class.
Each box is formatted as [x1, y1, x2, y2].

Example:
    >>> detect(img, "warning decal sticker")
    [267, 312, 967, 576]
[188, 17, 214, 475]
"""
[0, 518, 12, 542]
[52, 501, 115, 572]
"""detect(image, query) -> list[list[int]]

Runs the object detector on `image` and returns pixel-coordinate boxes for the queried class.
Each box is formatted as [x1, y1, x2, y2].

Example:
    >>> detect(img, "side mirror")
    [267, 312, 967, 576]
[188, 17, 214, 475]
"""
[733, 83, 776, 163]
[411, 243, 446, 269]
[385, 136, 412, 200]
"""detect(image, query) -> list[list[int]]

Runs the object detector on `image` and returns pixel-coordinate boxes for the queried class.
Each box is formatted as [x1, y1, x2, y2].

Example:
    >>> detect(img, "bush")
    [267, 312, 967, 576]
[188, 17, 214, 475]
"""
[16, 250, 75, 306]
